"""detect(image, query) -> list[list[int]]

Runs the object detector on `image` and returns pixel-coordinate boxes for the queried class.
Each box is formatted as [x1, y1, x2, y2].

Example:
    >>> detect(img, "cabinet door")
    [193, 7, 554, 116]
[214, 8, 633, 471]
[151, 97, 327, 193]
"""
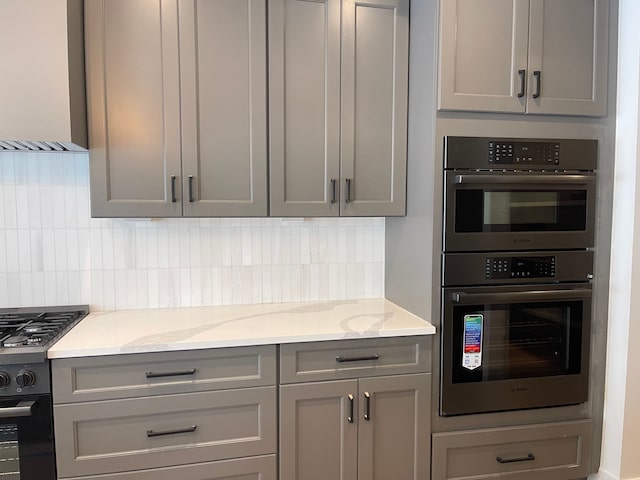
[357, 374, 430, 480]
[179, 0, 268, 217]
[527, 0, 609, 116]
[341, 0, 409, 216]
[86, 0, 182, 217]
[269, 0, 341, 217]
[438, 0, 530, 113]
[280, 380, 358, 480]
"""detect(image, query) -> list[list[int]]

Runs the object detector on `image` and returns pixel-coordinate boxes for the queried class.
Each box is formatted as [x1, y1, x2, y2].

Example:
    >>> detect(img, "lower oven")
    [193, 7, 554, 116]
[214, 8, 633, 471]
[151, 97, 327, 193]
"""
[0, 394, 55, 480]
[440, 251, 593, 416]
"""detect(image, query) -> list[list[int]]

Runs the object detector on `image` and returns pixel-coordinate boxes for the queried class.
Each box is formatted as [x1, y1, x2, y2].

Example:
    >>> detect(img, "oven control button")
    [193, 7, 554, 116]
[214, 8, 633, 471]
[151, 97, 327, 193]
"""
[0, 372, 10, 388]
[16, 369, 36, 388]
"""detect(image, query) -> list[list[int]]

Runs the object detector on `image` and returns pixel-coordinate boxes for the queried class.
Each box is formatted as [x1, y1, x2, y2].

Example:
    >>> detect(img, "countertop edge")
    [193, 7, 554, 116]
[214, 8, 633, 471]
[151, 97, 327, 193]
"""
[47, 326, 436, 360]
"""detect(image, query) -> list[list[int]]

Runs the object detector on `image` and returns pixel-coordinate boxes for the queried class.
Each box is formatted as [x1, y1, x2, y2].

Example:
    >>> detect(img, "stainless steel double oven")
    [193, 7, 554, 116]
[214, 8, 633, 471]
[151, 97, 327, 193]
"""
[440, 137, 597, 416]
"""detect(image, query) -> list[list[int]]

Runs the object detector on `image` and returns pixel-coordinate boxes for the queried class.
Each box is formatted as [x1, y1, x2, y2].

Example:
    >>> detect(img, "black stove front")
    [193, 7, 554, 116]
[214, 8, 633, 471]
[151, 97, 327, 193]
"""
[0, 305, 88, 480]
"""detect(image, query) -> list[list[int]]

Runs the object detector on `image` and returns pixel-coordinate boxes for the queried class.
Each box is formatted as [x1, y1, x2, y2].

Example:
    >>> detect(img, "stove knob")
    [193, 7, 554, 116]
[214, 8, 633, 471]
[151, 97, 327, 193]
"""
[0, 372, 10, 388]
[16, 370, 36, 388]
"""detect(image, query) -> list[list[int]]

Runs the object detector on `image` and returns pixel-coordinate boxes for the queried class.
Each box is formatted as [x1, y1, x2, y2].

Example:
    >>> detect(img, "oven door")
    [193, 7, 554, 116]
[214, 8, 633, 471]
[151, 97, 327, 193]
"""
[440, 284, 591, 416]
[0, 395, 55, 480]
[444, 171, 596, 252]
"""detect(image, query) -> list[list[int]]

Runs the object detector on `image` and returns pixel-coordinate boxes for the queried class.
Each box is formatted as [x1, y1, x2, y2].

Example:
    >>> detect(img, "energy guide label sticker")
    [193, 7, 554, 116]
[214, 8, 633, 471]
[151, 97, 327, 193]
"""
[462, 314, 483, 371]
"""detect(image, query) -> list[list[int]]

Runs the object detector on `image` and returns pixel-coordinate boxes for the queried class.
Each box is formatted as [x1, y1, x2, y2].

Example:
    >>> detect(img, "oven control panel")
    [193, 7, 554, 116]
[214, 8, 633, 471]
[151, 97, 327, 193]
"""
[486, 256, 556, 280]
[488, 141, 560, 165]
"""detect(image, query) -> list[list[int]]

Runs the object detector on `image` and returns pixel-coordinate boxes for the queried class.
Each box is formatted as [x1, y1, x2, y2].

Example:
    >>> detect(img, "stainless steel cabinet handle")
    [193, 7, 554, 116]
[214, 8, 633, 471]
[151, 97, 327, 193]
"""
[188, 175, 195, 203]
[347, 394, 355, 423]
[364, 392, 371, 421]
[517, 69, 526, 98]
[533, 70, 541, 99]
[0, 400, 35, 419]
[330, 179, 337, 204]
[496, 453, 535, 464]
[145, 368, 197, 379]
[336, 354, 380, 363]
[345, 178, 352, 203]
[146, 425, 197, 438]
[451, 288, 592, 304]
[454, 174, 595, 185]
[171, 175, 177, 203]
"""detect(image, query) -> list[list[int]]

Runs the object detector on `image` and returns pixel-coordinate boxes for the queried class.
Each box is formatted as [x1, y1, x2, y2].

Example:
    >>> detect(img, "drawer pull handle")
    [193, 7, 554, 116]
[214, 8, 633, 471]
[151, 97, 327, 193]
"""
[145, 369, 197, 379]
[335, 354, 380, 363]
[347, 394, 355, 424]
[364, 392, 371, 421]
[496, 453, 535, 464]
[147, 425, 197, 438]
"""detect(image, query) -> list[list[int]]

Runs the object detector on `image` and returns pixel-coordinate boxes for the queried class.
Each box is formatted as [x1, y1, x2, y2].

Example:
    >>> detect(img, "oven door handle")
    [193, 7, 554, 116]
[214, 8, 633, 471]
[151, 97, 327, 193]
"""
[0, 400, 35, 419]
[454, 174, 595, 185]
[451, 289, 591, 304]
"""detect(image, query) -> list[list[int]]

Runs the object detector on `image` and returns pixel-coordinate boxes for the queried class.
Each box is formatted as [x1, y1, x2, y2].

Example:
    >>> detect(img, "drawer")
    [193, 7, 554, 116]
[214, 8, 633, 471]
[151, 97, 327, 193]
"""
[280, 336, 430, 384]
[52, 345, 276, 403]
[54, 387, 277, 478]
[432, 420, 592, 480]
[58, 455, 276, 480]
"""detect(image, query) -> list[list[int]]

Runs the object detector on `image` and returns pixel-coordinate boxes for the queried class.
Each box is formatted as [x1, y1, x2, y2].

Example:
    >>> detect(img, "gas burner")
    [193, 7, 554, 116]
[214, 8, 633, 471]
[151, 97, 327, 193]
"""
[3, 335, 29, 348]
[0, 306, 88, 362]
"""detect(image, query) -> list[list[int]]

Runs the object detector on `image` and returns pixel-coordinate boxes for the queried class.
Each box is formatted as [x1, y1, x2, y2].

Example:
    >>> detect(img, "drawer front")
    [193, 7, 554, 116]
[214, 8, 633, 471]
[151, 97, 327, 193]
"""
[55, 387, 277, 478]
[280, 336, 430, 384]
[58, 455, 276, 480]
[432, 420, 592, 480]
[52, 345, 276, 403]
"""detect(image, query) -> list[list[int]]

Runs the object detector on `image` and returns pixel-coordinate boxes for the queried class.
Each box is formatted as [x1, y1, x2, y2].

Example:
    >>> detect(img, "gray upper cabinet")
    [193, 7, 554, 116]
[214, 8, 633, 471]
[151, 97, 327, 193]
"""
[87, 0, 268, 217]
[86, 0, 182, 217]
[179, 0, 268, 217]
[438, 0, 609, 116]
[269, 0, 409, 217]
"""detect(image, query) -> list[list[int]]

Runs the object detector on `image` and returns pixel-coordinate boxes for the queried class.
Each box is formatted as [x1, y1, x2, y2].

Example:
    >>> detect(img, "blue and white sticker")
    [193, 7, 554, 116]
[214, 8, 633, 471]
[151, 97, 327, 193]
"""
[462, 314, 483, 370]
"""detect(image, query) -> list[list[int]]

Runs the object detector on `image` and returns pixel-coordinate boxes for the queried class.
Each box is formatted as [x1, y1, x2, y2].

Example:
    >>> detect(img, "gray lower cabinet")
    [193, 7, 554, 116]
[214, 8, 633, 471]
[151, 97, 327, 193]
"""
[268, 0, 409, 217]
[431, 419, 593, 480]
[280, 374, 430, 480]
[63, 455, 277, 480]
[279, 337, 431, 480]
[53, 346, 277, 479]
[86, 0, 268, 218]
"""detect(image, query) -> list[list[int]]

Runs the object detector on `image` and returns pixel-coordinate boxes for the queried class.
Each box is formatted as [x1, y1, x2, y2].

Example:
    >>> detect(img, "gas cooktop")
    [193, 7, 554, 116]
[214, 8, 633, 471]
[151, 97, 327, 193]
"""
[0, 306, 88, 364]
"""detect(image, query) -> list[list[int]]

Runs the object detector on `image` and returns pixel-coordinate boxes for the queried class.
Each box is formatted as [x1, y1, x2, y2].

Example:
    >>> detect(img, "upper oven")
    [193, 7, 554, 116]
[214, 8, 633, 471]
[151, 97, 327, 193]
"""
[443, 137, 597, 252]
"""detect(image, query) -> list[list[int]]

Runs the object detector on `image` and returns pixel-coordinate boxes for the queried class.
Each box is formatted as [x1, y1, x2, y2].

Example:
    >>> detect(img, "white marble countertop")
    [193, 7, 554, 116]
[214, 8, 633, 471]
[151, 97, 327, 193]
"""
[47, 299, 435, 359]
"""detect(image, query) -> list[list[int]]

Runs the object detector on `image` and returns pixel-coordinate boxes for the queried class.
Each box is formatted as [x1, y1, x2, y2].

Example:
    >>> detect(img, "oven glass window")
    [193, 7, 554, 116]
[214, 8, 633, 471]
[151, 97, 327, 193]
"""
[0, 424, 20, 479]
[455, 189, 587, 233]
[451, 300, 583, 384]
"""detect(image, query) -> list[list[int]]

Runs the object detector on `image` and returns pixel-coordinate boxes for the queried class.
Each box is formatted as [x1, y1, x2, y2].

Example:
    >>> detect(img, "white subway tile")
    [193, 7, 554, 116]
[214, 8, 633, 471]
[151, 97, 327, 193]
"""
[5, 230, 19, 273]
[43, 272, 57, 306]
[27, 186, 42, 228]
[2, 186, 18, 228]
[0, 274, 7, 307]
[17, 230, 32, 272]
[147, 269, 160, 309]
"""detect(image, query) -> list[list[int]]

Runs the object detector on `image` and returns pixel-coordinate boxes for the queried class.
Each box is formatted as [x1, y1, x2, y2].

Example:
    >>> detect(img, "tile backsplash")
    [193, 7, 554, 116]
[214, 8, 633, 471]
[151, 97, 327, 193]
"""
[0, 151, 385, 311]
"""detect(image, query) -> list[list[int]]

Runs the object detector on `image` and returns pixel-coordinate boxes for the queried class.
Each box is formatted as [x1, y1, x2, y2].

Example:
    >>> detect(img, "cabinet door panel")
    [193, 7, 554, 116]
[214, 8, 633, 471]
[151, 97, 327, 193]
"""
[180, 0, 268, 216]
[527, 0, 608, 116]
[341, 0, 409, 216]
[86, 0, 182, 217]
[357, 374, 430, 480]
[269, 0, 341, 216]
[438, 0, 530, 113]
[280, 380, 358, 480]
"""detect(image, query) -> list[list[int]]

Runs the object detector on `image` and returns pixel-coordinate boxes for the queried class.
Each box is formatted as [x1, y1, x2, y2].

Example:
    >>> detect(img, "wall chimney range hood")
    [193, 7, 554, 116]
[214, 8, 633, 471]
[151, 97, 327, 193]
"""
[0, 0, 87, 151]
